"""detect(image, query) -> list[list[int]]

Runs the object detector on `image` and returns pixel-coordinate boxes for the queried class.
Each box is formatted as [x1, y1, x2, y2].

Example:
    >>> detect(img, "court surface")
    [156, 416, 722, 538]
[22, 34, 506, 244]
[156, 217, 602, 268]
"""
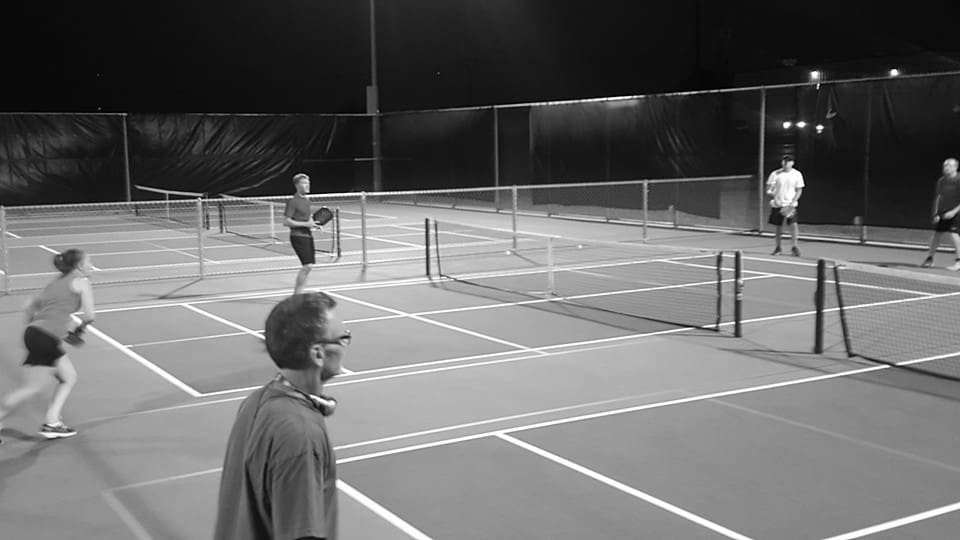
[1, 211, 959, 540]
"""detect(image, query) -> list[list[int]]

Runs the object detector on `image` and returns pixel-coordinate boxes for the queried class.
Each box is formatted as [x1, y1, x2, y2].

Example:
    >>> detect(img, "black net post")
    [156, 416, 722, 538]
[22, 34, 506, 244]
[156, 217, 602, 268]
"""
[832, 263, 853, 357]
[814, 259, 826, 353]
[433, 220, 442, 276]
[424, 218, 431, 276]
[335, 208, 342, 258]
[734, 250, 743, 337]
[0, 206, 8, 293]
[715, 252, 723, 332]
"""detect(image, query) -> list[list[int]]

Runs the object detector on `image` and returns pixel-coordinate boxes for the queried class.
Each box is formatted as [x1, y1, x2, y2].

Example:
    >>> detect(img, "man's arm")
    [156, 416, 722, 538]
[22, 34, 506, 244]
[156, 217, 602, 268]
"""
[284, 216, 317, 229]
[271, 453, 329, 540]
[765, 171, 778, 195]
[790, 188, 803, 207]
[942, 199, 960, 220]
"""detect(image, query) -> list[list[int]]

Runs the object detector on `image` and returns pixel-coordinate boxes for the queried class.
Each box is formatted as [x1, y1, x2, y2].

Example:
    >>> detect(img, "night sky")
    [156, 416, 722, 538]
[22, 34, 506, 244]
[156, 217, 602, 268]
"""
[3, 0, 958, 114]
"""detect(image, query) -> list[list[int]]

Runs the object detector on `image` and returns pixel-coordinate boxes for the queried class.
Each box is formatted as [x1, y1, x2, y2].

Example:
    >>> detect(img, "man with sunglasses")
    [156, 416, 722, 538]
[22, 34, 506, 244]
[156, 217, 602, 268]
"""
[215, 292, 351, 540]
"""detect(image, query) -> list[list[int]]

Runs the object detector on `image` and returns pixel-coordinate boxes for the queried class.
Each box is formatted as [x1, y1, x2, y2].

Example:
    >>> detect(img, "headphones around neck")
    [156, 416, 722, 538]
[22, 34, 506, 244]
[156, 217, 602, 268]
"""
[274, 374, 337, 417]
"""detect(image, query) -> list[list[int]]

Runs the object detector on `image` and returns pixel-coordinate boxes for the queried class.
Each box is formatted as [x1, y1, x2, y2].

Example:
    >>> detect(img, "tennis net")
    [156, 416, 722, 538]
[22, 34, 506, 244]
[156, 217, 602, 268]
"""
[217, 194, 340, 255]
[816, 259, 960, 380]
[428, 219, 742, 333]
[132, 185, 210, 229]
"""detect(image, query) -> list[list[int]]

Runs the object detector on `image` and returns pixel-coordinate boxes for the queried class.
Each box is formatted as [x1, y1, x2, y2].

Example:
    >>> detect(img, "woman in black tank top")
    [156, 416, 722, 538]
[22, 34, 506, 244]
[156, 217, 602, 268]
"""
[0, 249, 96, 445]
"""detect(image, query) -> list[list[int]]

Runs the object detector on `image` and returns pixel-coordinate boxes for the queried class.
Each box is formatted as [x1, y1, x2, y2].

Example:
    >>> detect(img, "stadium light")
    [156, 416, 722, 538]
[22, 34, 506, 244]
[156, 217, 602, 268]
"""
[796, 121, 807, 129]
[809, 70, 821, 81]
[782, 121, 793, 129]
[889, 68, 900, 77]
[815, 124, 825, 133]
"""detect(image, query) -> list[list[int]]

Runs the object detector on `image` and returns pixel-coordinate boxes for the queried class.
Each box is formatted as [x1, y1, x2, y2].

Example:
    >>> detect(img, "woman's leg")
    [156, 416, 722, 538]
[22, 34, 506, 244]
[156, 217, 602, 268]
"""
[45, 355, 78, 425]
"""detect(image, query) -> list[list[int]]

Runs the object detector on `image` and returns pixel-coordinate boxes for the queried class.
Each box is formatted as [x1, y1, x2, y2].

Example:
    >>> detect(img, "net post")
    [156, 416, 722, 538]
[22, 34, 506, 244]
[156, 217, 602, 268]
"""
[832, 263, 853, 357]
[165, 192, 171, 221]
[196, 198, 205, 279]
[269, 203, 276, 242]
[715, 252, 723, 332]
[734, 250, 744, 337]
[335, 208, 342, 258]
[217, 201, 226, 233]
[360, 192, 368, 268]
[642, 180, 649, 242]
[1, 206, 9, 294]
[511, 185, 518, 249]
[424, 218, 431, 276]
[814, 258, 826, 353]
[433, 220, 442, 276]
[546, 236, 555, 294]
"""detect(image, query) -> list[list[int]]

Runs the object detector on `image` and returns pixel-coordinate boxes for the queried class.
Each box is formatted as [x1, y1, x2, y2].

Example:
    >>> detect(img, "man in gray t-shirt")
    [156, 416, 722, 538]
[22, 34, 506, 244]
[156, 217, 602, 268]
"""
[215, 293, 350, 540]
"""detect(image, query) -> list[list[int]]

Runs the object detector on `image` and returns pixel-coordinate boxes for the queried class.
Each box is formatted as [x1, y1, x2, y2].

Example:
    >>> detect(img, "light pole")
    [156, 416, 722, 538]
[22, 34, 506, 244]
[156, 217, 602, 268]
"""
[367, 0, 383, 191]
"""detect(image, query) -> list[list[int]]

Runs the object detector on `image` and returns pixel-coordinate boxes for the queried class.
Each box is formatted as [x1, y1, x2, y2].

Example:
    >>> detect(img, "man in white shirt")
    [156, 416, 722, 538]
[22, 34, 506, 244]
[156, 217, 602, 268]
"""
[766, 155, 805, 256]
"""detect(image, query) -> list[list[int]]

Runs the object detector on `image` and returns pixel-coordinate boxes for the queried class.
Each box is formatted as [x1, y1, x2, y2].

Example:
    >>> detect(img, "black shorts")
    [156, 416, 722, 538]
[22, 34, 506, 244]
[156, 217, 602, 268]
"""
[934, 214, 959, 232]
[768, 207, 799, 226]
[291, 234, 316, 265]
[23, 326, 65, 367]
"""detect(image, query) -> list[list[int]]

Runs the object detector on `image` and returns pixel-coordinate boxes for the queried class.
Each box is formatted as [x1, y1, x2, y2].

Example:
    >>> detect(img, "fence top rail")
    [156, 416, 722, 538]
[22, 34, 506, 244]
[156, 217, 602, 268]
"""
[134, 185, 206, 198]
[385, 69, 960, 115]
[3, 176, 755, 211]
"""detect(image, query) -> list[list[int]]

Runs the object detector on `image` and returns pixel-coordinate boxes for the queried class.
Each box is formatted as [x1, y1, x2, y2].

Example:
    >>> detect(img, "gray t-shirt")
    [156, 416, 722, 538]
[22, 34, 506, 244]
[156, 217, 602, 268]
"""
[285, 194, 313, 238]
[214, 382, 338, 540]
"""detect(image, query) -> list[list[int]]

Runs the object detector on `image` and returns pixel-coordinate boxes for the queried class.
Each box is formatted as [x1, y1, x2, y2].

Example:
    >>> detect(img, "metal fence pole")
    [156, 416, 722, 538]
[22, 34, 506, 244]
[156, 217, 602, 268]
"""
[197, 198, 205, 279]
[493, 106, 501, 210]
[122, 114, 132, 202]
[757, 87, 767, 232]
[1, 206, 8, 293]
[642, 180, 648, 242]
[360, 192, 368, 267]
[511, 185, 518, 249]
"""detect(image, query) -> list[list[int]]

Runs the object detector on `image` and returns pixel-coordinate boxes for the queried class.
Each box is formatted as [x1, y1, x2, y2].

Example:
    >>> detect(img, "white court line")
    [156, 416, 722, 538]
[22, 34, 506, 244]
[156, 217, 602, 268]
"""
[101, 490, 154, 540]
[710, 399, 960, 474]
[334, 394, 671, 452]
[497, 433, 753, 540]
[101, 349, 945, 496]
[338, 480, 433, 540]
[822, 500, 960, 540]
[127, 331, 250, 348]
[333, 362, 896, 466]
[327, 291, 543, 354]
[144, 239, 217, 265]
[342, 230, 422, 248]
[4, 230, 22, 239]
[181, 304, 264, 339]
[180, 303, 355, 375]
[36, 244, 100, 270]
[76, 316, 201, 397]
[99, 276, 822, 402]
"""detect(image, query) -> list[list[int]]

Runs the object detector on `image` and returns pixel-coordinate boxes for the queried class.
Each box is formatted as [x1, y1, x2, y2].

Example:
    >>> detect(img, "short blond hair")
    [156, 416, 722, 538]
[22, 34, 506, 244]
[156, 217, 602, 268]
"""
[292, 173, 310, 185]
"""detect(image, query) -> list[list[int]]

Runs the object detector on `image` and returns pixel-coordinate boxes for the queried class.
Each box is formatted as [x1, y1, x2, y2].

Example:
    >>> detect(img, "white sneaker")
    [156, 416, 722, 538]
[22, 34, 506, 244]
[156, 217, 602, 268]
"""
[947, 260, 960, 271]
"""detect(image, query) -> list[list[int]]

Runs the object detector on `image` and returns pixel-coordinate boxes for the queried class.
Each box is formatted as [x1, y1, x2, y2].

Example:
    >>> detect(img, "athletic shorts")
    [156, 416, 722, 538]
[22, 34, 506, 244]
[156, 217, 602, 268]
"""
[291, 234, 316, 265]
[934, 214, 959, 232]
[768, 207, 799, 226]
[23, 326, 65, 367]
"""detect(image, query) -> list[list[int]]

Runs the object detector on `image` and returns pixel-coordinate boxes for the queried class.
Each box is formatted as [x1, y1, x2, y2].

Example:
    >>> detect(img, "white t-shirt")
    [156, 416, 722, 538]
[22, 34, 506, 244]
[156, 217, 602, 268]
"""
[767, 168, 805, 208]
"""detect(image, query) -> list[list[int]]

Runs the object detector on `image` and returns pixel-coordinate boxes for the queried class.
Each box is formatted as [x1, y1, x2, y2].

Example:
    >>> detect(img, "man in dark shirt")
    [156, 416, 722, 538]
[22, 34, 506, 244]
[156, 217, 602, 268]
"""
[214, 292, 350, 540]
[922, 158, 960, 270]
[284, 173, 321, 294]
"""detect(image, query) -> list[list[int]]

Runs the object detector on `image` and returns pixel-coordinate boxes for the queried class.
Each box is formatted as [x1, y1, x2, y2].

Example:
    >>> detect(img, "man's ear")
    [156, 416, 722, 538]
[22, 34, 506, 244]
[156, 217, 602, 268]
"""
[309, 344, 325, 366]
